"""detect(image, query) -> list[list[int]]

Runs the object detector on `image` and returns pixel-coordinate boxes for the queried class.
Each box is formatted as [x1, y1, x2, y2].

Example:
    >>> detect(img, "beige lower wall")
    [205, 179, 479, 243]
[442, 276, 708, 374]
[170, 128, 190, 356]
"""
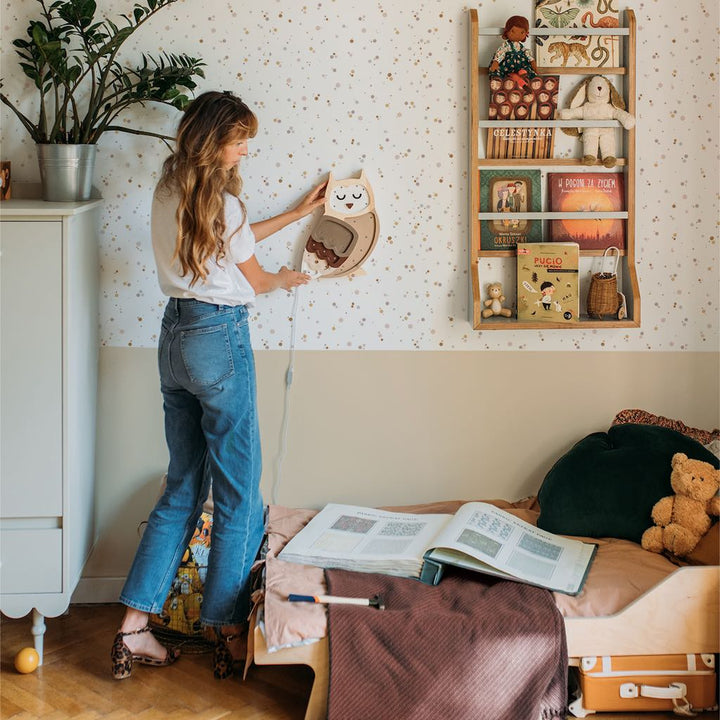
[78, 347, 719, 597]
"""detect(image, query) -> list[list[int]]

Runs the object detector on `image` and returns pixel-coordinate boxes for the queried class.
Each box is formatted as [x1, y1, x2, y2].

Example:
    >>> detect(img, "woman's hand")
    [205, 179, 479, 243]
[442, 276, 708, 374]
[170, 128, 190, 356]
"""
[277, 266, 310, 290]
[250, 180, 327, 242]
[238, 257, 309, 294]
[291, 180, 327, 220]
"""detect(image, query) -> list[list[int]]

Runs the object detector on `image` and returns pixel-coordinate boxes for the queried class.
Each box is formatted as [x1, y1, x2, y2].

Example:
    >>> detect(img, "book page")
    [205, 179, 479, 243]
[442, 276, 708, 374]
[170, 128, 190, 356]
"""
[278, 504, 452, 578]
[427, 502, 596, 594]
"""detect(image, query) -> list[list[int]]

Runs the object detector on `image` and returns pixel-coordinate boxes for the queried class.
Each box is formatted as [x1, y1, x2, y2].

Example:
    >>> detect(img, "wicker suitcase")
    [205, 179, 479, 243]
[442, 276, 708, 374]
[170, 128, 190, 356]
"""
[569, 654, 717, 716]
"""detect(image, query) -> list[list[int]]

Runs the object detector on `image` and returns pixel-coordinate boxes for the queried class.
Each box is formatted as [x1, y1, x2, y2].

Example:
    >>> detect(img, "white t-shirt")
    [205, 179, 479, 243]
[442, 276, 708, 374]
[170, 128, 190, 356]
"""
[151, 187, 256, 306]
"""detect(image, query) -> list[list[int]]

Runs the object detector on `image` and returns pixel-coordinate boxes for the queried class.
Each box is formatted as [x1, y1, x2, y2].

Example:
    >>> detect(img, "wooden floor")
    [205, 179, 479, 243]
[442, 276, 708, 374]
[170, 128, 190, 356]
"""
[1, 604, 716, 720]
[1, 604, 314, 720]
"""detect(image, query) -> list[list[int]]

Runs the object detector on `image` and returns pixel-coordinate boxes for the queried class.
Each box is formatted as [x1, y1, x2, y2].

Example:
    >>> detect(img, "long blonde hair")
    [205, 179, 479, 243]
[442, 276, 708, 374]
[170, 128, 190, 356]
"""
[157, 91, 258, 286]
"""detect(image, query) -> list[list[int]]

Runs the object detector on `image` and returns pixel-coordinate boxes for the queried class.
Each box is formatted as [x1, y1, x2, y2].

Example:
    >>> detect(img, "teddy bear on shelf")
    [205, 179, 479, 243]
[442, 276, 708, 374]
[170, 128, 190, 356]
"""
[482, 282, 513, 318]
[640, 452, 720, 557]
[559, 75, 635, 167]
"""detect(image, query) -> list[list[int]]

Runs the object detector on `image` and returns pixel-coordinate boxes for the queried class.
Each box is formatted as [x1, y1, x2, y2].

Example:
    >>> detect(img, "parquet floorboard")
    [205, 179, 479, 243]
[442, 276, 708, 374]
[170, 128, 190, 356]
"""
[3, 603, 716, 720]
[1, 604, 312, 720]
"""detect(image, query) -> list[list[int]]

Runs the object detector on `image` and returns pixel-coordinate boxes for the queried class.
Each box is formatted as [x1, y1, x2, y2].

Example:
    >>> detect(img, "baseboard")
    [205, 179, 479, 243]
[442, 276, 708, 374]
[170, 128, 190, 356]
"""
[71, 576, 125, 604]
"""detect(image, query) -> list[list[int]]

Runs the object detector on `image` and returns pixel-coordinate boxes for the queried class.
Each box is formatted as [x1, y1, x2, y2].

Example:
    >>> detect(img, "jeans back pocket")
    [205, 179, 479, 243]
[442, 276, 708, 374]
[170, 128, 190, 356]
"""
[179, 324, 234, 387]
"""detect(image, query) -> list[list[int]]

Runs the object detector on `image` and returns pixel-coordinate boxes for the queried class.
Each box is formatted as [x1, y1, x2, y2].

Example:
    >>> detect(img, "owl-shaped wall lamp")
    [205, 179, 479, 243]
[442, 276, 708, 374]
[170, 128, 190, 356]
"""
[302, 171, 379, 278]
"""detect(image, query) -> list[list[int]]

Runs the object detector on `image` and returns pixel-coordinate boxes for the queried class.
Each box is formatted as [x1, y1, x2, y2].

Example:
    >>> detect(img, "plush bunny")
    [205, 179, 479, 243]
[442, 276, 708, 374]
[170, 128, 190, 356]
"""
[559, 75, 635, 167]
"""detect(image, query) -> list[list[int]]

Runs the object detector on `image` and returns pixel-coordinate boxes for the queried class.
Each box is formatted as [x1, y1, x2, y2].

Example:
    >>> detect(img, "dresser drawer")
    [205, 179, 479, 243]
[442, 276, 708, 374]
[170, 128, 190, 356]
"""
[0, 529, 62, 594]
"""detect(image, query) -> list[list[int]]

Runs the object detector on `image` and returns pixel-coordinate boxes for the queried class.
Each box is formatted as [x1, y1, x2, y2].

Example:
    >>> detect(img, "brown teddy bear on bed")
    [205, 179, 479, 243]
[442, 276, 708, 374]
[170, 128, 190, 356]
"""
[641, 452, 720, 557]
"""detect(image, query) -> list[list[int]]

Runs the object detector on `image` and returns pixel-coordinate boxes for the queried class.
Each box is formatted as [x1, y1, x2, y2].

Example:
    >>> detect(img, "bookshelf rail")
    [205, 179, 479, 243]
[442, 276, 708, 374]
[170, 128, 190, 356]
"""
[479, 67, 627, 76]
[468, 8, 640, 331]
[477, 28, 630, 37]
[479, 212, 628, 221]
[477, 158, 627, 167]
[478, 119, 621, 128]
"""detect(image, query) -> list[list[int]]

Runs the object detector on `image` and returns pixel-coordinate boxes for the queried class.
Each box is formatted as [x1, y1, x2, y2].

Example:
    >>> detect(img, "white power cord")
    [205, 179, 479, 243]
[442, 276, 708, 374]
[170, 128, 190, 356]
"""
[271, 281, 302, 505]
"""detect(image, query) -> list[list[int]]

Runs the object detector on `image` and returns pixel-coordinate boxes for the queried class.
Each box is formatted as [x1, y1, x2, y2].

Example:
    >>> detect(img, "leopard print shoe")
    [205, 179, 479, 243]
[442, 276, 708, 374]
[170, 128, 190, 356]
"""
[213, 629, 246, 680]
[111, 625, 179, 680]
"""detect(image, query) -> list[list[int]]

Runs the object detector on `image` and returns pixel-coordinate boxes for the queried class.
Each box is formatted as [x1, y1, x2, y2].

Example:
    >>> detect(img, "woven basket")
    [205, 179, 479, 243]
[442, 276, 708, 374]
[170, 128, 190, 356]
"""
[587, 247, 620, 319]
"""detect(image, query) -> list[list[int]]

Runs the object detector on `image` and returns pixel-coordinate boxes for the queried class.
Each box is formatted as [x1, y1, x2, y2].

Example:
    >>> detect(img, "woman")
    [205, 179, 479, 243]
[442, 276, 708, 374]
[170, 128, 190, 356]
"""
[111, 91, 325, 680]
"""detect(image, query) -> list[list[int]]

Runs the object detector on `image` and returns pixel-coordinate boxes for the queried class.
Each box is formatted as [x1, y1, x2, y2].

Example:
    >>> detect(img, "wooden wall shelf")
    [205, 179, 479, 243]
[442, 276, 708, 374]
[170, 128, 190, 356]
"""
[468, 8, 641, 331]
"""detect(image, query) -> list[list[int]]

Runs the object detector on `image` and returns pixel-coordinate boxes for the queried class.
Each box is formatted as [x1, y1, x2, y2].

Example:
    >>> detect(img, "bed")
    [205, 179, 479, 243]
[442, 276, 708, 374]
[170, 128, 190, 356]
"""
[249, 498, 719, 720]
[245, 416, 720, 720]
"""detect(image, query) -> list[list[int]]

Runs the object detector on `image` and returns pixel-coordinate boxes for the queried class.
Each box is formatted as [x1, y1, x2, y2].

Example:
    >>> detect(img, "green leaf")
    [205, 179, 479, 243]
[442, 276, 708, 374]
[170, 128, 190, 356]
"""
[171, 93, 189, 109]
[18, 62, 42, 83]
[30, 22, 50, 46]
[67, 64, 82, 83]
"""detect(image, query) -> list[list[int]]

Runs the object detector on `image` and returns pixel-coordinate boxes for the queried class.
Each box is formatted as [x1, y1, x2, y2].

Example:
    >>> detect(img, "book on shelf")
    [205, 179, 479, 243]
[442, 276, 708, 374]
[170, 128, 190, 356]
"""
[277, 501, 597, 595]
[517, 241, 579, 323]
[548, 172, 625, 250]
[534, 0, 620, 69]
[480, 169, 542, 251]
[487, 74, 559, 159]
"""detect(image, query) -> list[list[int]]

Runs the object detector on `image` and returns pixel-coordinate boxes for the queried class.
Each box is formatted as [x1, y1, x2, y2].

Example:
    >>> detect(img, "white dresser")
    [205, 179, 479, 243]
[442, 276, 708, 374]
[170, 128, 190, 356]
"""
[0, 197, 101, 662]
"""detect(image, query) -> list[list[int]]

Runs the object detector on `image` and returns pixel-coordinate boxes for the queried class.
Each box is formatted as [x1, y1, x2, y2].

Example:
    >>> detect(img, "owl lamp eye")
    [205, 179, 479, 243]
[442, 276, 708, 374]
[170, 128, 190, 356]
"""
[335, 193, 346, 200]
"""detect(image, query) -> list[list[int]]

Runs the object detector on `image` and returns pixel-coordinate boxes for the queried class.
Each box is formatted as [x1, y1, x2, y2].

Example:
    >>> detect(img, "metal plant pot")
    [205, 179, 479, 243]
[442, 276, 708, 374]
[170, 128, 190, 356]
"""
[36, 144, 96, 202]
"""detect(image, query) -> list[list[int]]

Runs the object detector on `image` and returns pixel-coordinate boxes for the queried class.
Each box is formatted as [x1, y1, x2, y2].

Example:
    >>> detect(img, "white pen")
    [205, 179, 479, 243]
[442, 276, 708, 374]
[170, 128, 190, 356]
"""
[287, 593, 385, 610]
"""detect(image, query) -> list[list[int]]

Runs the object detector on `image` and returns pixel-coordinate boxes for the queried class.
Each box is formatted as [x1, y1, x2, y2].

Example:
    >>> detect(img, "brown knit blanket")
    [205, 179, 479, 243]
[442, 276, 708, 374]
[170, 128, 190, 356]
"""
[325, 569, 568, 720]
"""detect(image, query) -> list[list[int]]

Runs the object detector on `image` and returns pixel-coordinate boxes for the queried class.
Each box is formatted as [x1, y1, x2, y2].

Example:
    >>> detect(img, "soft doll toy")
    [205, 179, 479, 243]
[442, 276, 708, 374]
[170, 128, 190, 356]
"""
[482, 282, 512, 318]
[641, 453, 720, 557]
[559, 75, 635, 167]
[488, 16, 537, 86]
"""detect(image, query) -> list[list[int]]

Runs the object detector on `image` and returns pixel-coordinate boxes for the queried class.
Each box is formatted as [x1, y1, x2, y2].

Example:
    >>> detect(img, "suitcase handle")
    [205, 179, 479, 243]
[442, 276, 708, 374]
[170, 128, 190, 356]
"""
[619, 682, 697, 717]
[639, 682, 687, 700]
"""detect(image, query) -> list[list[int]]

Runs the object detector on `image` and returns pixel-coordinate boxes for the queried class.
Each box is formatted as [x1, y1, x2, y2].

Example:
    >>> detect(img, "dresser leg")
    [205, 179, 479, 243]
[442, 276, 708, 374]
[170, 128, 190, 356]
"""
[31, 609, 46, 665]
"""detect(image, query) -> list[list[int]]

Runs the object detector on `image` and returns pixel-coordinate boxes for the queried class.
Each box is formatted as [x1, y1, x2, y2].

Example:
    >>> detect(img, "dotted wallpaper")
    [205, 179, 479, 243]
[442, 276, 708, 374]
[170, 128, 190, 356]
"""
[1, 0, 717, 351]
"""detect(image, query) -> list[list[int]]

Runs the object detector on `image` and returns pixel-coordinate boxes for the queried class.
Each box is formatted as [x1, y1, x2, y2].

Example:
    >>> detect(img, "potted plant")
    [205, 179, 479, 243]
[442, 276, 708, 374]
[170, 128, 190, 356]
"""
[0, 0, 205, 201]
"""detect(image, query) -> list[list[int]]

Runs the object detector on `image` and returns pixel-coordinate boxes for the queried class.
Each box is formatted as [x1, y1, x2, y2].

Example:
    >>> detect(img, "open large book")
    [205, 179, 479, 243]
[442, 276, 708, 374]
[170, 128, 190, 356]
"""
[278, 502, 597, 595]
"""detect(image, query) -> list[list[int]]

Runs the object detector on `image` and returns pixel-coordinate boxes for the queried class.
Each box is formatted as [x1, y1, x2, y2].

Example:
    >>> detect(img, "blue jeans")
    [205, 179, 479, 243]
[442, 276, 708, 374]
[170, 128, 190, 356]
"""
[120, 298, 264, 626]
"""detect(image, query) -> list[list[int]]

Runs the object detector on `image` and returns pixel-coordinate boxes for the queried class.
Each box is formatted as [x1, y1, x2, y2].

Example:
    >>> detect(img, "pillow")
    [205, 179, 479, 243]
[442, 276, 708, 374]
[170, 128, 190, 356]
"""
[705, 438, 720, 460]
[537, 423, 720, 543]
[683, 522, 719, 566]
[611, 408, 720, 446]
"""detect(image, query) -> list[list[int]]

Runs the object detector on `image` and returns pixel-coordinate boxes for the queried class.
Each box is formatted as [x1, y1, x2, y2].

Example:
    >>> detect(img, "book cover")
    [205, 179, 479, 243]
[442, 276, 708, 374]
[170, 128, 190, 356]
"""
[548, 172, 625, 250]
[534, 0, 619, 69]
[517, 242, 579, 322]
[487, 74, 558, 159]
[480, 169, 542, 251]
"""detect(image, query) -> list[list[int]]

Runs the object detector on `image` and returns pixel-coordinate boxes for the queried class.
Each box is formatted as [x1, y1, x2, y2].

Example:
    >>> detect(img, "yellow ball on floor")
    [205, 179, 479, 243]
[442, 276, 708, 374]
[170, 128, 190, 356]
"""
[14, 647, 40, 674]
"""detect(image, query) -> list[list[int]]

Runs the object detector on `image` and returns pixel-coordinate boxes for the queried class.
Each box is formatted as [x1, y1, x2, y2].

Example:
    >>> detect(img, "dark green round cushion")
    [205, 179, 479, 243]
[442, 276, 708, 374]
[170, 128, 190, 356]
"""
[537, 423, 719, 543]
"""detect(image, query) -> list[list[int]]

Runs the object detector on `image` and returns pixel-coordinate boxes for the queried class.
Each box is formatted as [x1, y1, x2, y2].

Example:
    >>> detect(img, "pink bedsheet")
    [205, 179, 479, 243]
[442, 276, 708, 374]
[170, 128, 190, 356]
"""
[261, 499, 680, 652]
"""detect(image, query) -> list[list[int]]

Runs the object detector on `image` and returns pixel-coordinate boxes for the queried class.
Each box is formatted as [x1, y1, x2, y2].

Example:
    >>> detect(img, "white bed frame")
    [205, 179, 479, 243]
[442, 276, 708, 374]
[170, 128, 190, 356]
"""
[251, 565, 719, 720]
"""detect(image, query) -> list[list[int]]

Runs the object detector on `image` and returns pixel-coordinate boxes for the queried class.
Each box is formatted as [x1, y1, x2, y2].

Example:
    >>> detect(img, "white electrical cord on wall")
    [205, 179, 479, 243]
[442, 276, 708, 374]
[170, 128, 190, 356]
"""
[271, 281, 303, 505]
